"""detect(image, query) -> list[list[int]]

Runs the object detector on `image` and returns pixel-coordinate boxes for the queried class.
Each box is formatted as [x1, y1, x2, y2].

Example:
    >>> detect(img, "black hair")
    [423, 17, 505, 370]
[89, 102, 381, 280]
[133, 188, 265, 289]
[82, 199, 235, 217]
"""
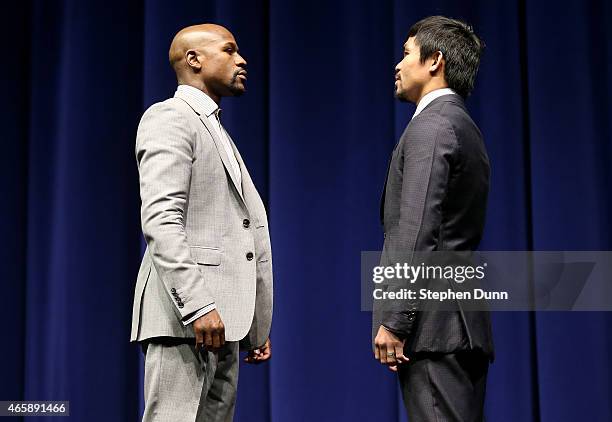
[408, 16, 484, 98]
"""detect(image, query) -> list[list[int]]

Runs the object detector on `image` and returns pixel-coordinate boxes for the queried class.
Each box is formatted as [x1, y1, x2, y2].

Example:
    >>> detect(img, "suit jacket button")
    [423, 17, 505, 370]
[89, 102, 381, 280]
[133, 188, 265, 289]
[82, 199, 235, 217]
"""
[243, 219, 250, 228]
[178, 303, 184, 309]
[170, 288, 176, 293]
[246, 252, 254, 261]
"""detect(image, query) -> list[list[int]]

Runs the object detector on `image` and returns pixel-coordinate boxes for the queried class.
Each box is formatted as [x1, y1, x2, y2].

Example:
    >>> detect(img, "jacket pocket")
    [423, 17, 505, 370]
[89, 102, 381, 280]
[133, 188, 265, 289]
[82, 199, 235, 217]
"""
[190, 246, 221, 266]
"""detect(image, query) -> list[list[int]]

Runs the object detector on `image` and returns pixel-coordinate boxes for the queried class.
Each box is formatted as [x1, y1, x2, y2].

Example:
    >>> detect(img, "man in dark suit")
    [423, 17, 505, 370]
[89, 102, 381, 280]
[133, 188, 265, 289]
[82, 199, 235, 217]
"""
[372, 16, 493, 421]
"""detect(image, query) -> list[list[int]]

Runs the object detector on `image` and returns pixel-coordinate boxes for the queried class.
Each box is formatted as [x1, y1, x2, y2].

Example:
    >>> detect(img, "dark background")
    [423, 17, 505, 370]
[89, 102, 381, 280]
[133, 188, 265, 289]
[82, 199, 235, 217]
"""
[2, 0, 611, 421]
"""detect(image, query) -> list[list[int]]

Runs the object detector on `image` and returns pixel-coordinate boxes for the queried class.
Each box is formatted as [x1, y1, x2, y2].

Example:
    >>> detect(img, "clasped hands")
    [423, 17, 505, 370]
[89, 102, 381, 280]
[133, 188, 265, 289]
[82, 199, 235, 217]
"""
[374, 325, 409, 372]
[193, 309, 271, 364]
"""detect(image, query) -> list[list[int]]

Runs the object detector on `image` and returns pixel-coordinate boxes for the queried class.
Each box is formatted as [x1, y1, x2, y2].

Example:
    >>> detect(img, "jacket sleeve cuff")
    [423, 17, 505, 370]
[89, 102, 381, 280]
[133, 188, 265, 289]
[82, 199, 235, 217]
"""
[382, 311, 417, 339]
[182, 303, 216, 326]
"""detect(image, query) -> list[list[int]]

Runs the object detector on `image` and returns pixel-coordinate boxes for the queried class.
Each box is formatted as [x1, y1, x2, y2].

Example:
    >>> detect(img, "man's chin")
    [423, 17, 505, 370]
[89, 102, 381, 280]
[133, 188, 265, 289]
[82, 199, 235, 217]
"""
[394, 89, 409, 103]
[229, 84, 246, 97]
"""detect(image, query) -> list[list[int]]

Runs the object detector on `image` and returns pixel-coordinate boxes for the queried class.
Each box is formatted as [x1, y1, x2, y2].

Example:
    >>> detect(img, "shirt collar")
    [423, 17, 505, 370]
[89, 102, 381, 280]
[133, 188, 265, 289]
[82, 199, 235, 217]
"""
[412, 88, 457, 119]
[175, 84, 219, 117]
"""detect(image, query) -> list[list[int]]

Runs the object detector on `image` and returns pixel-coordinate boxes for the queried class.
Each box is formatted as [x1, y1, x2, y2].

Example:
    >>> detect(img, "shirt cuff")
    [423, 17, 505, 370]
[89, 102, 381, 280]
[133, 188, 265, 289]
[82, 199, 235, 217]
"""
[182, 303, 216, 326]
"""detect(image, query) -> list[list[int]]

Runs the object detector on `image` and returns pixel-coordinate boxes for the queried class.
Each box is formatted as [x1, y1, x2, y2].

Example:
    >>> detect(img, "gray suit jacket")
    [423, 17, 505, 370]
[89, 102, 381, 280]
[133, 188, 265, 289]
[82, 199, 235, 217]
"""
[130, 90, 273, 350]
[374, 94, 493, 358]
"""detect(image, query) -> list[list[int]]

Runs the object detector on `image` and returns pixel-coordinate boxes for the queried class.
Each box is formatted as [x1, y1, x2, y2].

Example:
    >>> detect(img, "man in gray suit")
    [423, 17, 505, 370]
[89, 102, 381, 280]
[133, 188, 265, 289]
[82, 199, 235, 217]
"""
[131, 24, 273, 422]
[373, 16, 493, 421]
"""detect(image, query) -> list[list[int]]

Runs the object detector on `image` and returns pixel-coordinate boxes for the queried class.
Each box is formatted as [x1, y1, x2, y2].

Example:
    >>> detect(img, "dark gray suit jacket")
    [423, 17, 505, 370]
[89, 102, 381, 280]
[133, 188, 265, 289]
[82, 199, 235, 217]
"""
[374, 94, 494, 359]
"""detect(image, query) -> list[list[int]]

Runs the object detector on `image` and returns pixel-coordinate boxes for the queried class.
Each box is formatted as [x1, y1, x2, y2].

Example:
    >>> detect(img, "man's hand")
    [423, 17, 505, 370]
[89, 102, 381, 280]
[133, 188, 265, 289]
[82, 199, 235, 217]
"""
[374, 326, 409, 372]
[244, 337, 271, 364]
[193, 309, 225, 352]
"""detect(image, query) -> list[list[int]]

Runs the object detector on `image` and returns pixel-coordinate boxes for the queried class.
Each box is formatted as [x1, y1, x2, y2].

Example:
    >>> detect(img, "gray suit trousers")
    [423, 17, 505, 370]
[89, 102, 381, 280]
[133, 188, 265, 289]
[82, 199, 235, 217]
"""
[399, 352, 488, 422]
[142, 340, 239, 422]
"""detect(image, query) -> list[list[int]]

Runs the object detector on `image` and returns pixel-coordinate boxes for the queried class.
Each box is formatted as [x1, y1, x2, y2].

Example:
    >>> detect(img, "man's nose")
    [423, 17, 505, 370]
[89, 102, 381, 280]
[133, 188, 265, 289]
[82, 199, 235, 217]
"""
[236, 53, 247, 67]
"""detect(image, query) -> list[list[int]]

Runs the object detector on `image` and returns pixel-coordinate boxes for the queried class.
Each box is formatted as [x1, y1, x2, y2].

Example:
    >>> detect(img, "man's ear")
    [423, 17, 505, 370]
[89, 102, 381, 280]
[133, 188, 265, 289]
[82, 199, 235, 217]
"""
[429, 51, 444, 74]
[185, 49, 202, 71]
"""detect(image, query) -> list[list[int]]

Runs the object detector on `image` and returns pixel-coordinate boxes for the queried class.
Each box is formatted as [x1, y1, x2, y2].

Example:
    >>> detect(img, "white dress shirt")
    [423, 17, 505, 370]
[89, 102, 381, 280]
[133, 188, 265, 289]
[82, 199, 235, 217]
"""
[412, 87, 457, 119]
[175, 85, 243, 325]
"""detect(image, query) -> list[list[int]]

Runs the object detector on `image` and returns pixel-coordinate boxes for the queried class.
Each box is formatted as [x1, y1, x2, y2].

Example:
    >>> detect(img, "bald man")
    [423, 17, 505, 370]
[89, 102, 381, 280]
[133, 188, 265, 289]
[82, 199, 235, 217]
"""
[130, 24, 273, 422]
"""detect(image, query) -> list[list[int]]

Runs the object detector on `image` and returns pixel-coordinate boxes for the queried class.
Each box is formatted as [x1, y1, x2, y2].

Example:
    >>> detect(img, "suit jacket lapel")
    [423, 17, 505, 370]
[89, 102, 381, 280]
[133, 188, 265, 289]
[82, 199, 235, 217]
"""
[173, 91, 246, 204]
[197, 115, 246, 203]
[380, 122, 411, 225]
[225, 130, 259, 214]
[379, 159, 391, 225]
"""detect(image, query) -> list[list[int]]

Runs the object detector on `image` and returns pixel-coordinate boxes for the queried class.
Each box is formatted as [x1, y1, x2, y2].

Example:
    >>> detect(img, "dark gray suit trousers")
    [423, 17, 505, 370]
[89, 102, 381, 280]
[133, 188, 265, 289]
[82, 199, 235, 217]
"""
[399, 352, 488, 422]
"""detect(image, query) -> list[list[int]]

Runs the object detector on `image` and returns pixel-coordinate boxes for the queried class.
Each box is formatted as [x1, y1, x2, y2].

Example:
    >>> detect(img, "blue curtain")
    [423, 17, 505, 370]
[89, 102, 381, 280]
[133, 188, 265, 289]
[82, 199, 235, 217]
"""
[2, 0, 611, 421]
